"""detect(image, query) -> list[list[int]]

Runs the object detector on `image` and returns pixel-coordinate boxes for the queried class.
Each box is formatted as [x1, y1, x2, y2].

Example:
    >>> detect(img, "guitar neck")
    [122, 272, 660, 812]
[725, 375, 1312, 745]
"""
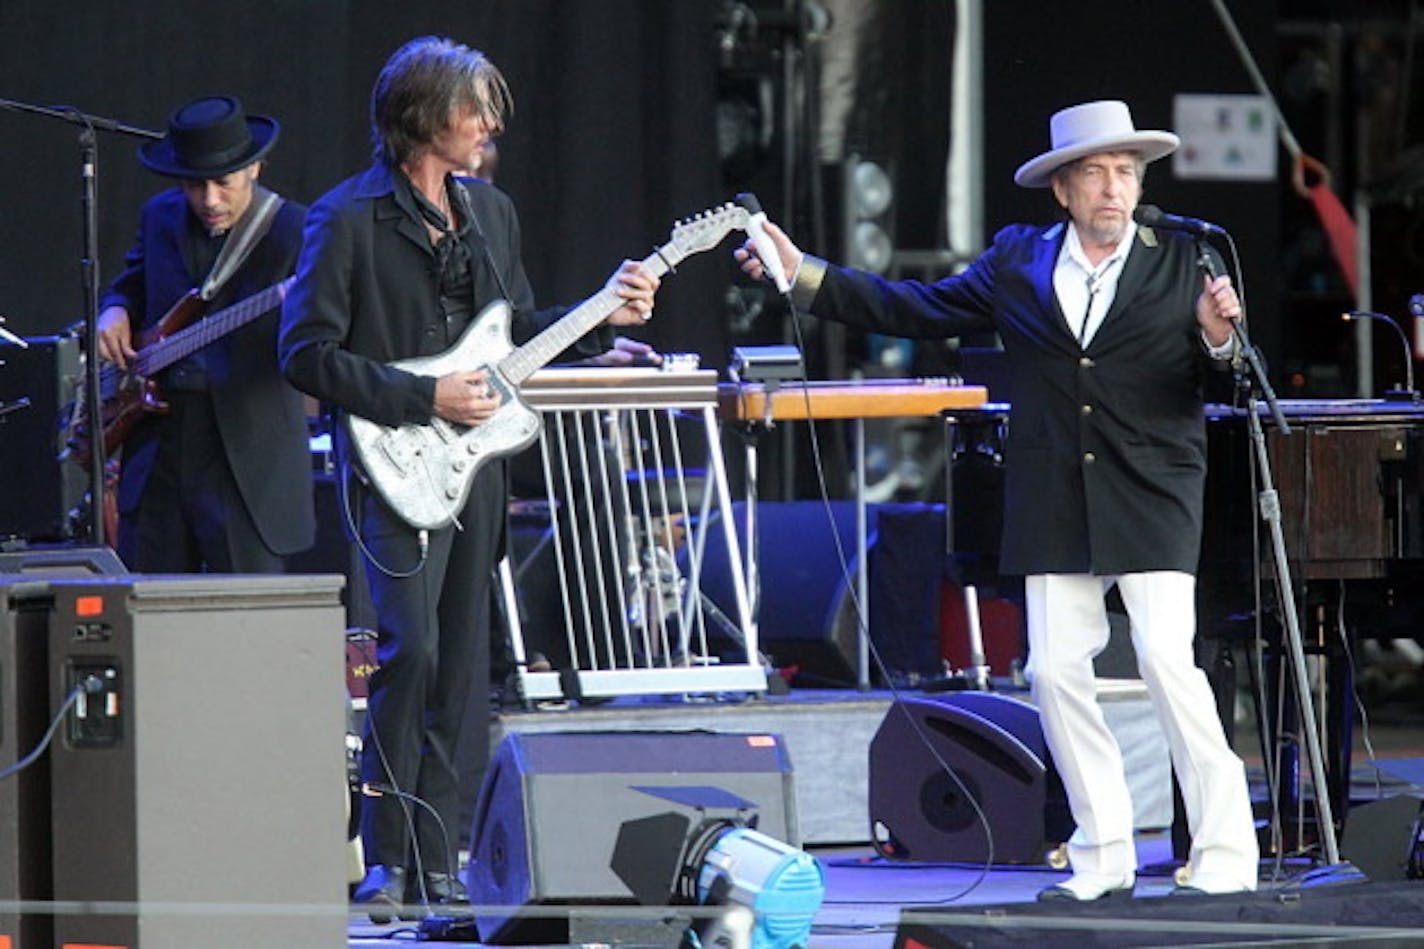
[497, 245, 676, 385]
[131, 278, 292, 378]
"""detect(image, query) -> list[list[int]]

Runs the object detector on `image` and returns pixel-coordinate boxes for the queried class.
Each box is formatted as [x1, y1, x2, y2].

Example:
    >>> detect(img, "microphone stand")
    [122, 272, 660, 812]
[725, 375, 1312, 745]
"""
[1197, 236, 1344, 871]
[0, 97, 161, 546]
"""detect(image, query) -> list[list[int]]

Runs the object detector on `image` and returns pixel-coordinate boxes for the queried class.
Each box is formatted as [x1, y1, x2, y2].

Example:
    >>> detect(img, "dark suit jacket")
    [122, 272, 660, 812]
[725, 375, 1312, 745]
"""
[279, 162, 612, 433]
[278, 163, 610, 431]
[101, 189, 315, 556]
[806, 221, 1223, 576]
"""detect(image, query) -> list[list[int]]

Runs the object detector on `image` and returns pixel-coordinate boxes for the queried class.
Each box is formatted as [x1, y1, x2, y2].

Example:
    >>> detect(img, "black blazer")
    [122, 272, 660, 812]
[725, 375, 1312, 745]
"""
[279, 164, 610, 429]
[808, 222, 1220, 576]
[101, 189, 315, 556]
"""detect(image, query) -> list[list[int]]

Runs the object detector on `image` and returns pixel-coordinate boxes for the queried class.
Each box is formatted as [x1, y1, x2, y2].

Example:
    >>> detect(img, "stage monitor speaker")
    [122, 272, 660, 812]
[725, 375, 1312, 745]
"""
[466, 730, 798, 945]
[0, 335, 83, 542]
[45, 574, 349, 949]
[869, 693, 1070, 864]
[1342, 795, 1424, 882]
[0, 580, 58, 948]
[0, 544, 127, 576]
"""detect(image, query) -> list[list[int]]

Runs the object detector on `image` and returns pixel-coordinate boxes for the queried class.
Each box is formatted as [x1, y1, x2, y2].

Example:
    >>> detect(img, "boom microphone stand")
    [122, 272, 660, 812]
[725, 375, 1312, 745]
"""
[1198, 234, 1344, 870]
[0, 97, 161, 545]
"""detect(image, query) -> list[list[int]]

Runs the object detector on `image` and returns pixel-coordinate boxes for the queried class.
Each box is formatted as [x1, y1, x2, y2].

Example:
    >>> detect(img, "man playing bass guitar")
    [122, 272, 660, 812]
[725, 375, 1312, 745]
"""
[95, 95, 314, 573]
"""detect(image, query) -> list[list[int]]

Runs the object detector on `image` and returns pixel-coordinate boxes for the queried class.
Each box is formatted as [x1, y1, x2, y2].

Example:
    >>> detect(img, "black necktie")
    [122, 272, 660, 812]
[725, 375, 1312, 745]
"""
[1078, 258, 1118, 348]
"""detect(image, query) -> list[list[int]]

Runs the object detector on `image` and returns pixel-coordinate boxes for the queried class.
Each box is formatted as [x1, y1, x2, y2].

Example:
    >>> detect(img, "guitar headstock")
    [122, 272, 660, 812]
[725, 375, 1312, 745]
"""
[663, 203, 751, 263]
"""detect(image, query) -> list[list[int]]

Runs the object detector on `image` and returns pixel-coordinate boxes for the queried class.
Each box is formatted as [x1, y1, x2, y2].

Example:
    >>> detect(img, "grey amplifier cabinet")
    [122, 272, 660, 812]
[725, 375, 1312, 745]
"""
[46, 574, 348, 949]
[0, 580, 57, 949]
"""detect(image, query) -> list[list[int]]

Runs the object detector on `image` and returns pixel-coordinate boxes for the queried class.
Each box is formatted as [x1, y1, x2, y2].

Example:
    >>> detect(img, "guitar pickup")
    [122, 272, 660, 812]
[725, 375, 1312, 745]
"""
[377, 434, 411, 476]
[430, 417, 459, 442]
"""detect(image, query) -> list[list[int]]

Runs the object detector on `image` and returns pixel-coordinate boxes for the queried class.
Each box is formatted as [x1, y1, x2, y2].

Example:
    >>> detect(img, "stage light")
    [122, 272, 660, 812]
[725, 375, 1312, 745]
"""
[851, 221, 895, 275]
[843, 155, 894, 275]
[851, 160, 893, 219]
[684, 825, 825, 949]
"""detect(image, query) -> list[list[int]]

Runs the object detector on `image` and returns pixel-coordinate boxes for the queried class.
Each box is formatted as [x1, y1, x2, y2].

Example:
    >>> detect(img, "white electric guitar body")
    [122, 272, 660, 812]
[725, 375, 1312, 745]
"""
[346, 202, 750, 529]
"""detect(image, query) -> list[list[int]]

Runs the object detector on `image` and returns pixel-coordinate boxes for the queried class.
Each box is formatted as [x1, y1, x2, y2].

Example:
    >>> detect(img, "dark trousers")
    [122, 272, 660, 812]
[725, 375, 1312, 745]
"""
[355, 460, 503, 876]
[117, 391, 283, 573]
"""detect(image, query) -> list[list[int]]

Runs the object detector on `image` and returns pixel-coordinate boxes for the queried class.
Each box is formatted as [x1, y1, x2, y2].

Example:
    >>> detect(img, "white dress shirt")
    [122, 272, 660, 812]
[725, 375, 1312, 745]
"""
[1054, 222, 1133, 348]
[1054, 221, 1235, 358]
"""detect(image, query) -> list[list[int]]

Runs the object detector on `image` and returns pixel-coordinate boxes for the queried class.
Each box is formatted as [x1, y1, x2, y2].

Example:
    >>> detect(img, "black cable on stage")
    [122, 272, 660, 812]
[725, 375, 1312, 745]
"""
[774, 287, 999, 903]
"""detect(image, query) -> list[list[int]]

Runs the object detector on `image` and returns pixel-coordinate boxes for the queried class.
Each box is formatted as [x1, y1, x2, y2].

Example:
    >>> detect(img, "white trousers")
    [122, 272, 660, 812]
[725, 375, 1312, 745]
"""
[1025, 572, 1258, 888]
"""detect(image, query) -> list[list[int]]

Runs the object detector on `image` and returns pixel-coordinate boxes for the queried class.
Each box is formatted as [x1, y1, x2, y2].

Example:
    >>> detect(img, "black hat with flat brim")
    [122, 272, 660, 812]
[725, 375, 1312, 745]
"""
[139, 95, 279, 179]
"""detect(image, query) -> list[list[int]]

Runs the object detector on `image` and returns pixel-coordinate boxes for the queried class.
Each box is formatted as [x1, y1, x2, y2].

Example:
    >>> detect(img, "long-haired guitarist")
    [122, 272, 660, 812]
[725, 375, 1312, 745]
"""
[278, 36, 659, 920]
[93, 96, 314, 574]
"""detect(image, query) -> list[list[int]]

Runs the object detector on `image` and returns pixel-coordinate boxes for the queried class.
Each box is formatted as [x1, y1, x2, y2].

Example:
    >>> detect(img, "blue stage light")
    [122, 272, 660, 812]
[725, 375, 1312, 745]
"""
[692, 826, 825, 949]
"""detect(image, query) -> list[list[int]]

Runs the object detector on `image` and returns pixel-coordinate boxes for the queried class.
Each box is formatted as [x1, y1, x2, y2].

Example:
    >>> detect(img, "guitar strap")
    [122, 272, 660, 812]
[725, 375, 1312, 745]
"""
[199, 186, 285, 302]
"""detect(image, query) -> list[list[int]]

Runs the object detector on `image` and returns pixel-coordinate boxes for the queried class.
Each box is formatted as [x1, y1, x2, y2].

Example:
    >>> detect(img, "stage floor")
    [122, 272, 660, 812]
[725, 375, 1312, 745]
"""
[348, 832, 1424, 947]
[341, 685, 1424, 947]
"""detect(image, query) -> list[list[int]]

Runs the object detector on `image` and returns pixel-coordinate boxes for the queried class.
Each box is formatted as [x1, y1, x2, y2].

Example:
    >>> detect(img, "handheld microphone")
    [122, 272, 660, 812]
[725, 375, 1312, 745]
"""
[1133, 204, 1226, 237]
[734, 193, 791, 294]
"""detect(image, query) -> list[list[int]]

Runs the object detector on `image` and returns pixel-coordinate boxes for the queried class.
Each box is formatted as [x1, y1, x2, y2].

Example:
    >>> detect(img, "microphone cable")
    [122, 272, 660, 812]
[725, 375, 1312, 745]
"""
[776, 291, 1000, 903]
[349, 631, 440, 912]
[337, 445, 430, 579]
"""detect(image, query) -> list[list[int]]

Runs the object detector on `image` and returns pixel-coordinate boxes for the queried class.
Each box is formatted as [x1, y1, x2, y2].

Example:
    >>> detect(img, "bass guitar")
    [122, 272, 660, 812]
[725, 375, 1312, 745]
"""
[346, 202, 750, 530]
[70, 278, 294, 468]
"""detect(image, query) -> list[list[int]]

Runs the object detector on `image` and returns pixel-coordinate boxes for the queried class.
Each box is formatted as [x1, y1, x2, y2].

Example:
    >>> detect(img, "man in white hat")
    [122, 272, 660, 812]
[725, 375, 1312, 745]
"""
[737, 99, 1258, 900]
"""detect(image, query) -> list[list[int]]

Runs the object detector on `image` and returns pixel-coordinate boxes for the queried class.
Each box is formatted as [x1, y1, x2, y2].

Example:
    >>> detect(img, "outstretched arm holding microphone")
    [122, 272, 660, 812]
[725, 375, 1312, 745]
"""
[731, 99, 1259, 902]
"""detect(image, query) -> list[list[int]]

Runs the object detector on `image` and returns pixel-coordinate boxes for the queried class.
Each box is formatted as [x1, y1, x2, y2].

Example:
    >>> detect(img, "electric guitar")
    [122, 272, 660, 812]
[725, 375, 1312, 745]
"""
[346, 202, 750, 530]
[69, 278, 294, 468]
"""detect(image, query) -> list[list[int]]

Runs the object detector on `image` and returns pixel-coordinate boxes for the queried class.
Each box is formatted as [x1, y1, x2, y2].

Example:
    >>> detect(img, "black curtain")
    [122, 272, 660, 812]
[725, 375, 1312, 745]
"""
[0, 0, 726, 363]
[981, 0, 1282, 372]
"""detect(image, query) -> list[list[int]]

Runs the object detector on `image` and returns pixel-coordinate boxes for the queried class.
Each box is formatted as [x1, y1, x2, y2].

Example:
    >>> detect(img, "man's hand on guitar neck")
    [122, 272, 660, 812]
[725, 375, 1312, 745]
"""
[96, 306, 137, 369]
[434, 368, 502, 426]
[602, 259, 661, 326]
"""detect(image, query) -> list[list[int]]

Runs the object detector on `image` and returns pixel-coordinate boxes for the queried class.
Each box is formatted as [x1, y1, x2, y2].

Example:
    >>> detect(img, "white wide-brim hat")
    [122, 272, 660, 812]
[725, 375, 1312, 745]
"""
[1013, 100, 1179, 188]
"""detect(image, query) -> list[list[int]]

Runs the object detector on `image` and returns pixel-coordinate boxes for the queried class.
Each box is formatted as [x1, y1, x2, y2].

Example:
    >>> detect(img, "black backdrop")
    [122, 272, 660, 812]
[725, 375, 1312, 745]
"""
[0, 1, 729, 362]
[10, 1, 1408, 406]
[982, 0, 1282, 368]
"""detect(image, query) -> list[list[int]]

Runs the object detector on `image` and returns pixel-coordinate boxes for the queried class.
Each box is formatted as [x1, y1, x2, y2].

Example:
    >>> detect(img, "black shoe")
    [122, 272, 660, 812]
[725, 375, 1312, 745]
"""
[407, 870, 469, 906]
[1037, 873, 1135, 902]
[353, 864, 406, 924]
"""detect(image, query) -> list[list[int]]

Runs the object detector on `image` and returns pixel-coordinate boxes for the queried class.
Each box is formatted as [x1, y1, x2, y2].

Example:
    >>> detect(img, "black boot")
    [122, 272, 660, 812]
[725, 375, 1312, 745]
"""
[352, 864, 407, 924]
[407, 870, 469, 906]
